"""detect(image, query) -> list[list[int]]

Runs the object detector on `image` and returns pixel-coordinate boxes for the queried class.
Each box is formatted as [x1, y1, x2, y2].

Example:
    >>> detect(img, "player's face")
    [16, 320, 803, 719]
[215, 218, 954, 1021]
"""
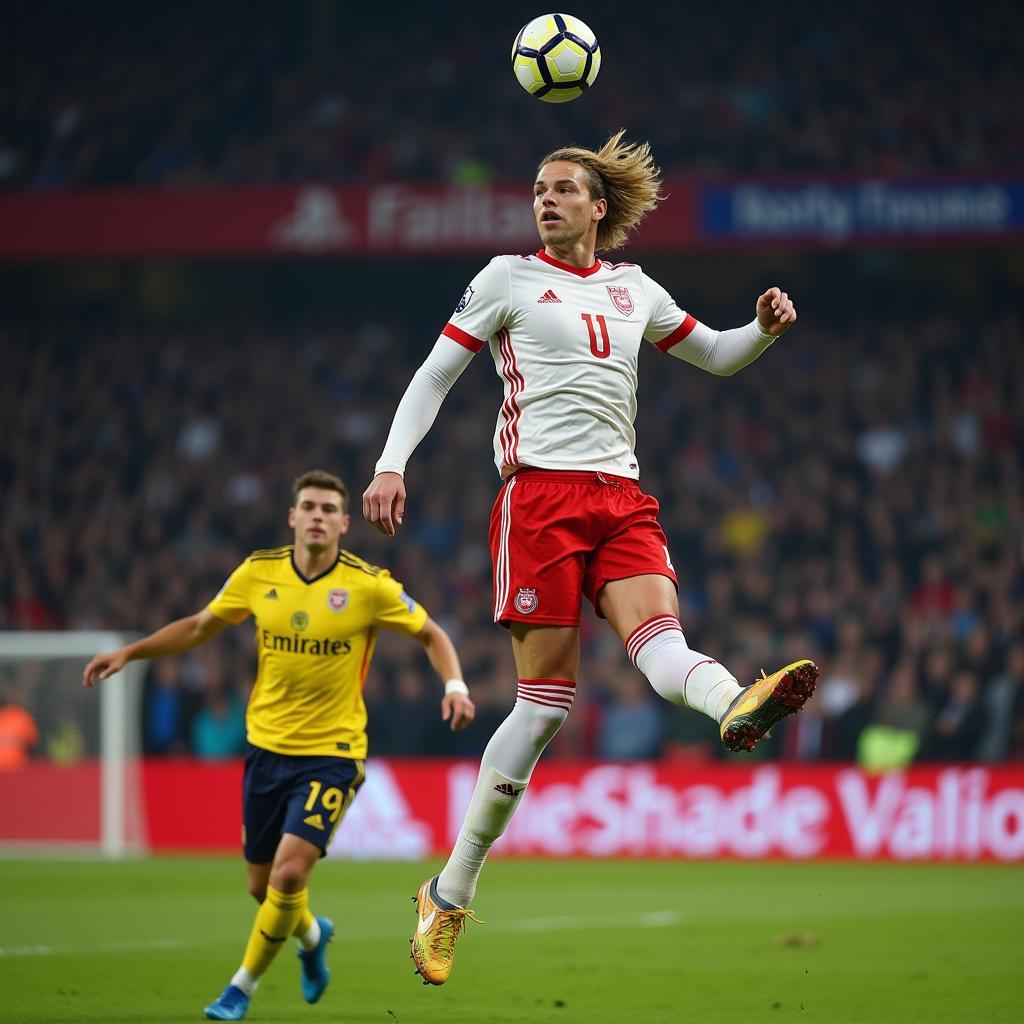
[533, 161, 606, 248]
[288, 487, 349, 553]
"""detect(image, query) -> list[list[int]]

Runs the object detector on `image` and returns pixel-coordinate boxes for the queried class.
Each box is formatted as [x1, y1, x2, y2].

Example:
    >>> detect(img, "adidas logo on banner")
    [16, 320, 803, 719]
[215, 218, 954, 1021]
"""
[537, 290, 561, 303]
[264, 588, 279, 600]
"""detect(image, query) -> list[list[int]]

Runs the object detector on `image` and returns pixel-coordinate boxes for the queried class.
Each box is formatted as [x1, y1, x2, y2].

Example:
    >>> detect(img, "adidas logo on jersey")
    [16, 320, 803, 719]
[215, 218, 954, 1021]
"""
[537, 289, 561, 303]
[303, 813, 326, 830]
[264, 588, 279, 600]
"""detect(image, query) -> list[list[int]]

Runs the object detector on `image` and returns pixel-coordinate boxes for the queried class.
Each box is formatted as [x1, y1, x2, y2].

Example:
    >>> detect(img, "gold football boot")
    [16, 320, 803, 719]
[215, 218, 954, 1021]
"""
[720, 660, 819, 753]
[409, 877, 481, 986]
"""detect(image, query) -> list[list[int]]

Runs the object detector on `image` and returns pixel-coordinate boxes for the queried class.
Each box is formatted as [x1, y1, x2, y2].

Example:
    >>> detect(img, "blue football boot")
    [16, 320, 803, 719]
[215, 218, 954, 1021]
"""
[203, 983, 250, 1021]
[297, 916, 335, 1003]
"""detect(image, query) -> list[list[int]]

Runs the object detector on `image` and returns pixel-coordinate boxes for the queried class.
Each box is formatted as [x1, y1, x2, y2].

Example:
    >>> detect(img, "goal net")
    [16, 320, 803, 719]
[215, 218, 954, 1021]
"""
[0, 632, 147, 856]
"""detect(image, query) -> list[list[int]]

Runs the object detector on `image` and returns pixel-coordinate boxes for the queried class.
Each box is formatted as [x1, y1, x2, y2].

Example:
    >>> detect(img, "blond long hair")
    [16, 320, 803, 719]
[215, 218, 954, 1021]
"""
[538, 130, 664, 252]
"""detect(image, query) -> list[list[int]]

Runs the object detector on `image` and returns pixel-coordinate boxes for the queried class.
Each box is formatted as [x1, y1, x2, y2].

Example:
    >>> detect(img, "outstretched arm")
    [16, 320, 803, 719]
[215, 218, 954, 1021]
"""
[660, 287, 797, 376]
[416, 616, 475, 731]
[363, 335, 474, 536]
[82, 608, 230, 686]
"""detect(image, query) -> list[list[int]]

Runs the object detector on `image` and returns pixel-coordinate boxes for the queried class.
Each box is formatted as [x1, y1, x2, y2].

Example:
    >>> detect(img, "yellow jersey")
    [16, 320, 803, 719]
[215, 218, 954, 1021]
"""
[207, 545, 428, 758]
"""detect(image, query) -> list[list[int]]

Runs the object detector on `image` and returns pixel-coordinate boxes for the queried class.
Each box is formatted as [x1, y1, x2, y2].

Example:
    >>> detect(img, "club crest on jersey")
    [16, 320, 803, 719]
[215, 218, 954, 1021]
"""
[606, 285, 634, 316]
[514, 587, 539, 614]
[454, 285, 474, 314]
[327, 588, 349, 612]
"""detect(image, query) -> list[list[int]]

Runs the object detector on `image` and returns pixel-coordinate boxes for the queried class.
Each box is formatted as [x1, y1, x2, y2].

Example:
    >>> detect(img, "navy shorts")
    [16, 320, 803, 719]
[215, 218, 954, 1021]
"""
[242, 743, 365, 864]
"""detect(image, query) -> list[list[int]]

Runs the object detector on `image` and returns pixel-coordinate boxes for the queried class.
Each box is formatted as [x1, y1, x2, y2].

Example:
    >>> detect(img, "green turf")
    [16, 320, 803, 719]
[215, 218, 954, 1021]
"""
[0, 856, 1019, 1023]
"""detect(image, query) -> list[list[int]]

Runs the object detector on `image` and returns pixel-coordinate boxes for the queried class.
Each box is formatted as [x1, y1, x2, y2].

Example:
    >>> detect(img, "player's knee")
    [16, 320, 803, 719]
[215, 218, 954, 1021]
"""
[248, 878, 268, 903]
[269, 858, 311, 893]
[517, 699, 569, 746]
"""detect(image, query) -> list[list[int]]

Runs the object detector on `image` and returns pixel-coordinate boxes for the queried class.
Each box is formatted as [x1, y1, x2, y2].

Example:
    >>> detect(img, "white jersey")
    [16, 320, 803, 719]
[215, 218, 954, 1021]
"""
[442, 250, 697, 479]
[373, 249, 774, 482]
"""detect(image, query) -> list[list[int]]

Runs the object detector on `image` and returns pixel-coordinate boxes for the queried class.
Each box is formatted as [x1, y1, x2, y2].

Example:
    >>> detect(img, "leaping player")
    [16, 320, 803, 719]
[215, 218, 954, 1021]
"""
[363, 131, 819, 986]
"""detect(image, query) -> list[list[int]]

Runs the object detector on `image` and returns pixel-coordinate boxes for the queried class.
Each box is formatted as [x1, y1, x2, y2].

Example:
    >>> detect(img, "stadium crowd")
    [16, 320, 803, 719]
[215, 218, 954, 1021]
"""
[2, 0, 1021, 769]
[2, 297, 1022, 767]
[2, 0, 1021, 190]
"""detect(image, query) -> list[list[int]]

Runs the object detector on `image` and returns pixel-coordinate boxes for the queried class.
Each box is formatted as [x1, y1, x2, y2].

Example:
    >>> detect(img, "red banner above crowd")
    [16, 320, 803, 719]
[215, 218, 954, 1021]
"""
[1, 175, 1020, 257]
[0, 183, 665, 257]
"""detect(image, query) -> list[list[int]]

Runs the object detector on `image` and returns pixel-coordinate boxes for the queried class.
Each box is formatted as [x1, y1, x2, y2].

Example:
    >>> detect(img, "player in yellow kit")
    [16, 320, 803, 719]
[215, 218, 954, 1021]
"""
[83, 469, 475, 1021]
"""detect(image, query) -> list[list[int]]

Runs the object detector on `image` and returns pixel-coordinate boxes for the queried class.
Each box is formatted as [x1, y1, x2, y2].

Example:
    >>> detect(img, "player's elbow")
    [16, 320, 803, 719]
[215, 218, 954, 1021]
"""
[707, 363, 740, 377]
[421, 364, 458, 399]
[713, 358, 756, 377]
[416, 617, 444, 649]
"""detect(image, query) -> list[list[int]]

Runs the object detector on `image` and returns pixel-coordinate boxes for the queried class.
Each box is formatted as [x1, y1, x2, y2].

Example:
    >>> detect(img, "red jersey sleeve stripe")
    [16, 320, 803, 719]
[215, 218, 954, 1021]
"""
[653, 313, 697, 353]
[442, 322, 486, 353]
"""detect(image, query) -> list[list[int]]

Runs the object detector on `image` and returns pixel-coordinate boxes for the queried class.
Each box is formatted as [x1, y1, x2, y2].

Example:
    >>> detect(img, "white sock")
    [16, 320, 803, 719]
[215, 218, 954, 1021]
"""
[296, 918, 321, 951]
[436, 679, 574, 908]
[436, 765, 527, 909]
[627, 615, 741, 722]
[229, 967, 259, 997]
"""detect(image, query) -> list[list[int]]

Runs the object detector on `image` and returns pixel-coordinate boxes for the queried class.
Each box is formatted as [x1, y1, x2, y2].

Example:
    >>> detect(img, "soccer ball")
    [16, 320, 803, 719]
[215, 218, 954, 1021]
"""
[511, 13, 601, 103]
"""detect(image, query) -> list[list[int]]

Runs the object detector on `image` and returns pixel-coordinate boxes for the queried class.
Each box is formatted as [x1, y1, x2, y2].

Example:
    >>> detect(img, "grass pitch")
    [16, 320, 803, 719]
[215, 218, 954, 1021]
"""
[0, 856, 1019, 1023]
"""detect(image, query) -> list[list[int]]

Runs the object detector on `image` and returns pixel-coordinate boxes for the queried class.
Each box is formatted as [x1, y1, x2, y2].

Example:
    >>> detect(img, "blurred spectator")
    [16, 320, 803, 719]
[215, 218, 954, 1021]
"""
[143, 659, 189, 755]
[919, 646, 957, 712]
[831, 652, 883, 761]
[0, 684, 39, 770]
[45, 712, 86, 765]
[856, 661, 931, 771]
[927, 669, 988, 761]
[370, 668, 449, 756]
[832, 688, 873, 761]
[875, 661, 932, 745]
[191, 682, 246, 759]
[6, 569, 59, 629]
[597, 675, 664, 761]
[978, 641, 1024, 761]
[911, 554, 957, 622]
[662, 703, 718, 762]
[1009, 684, 1024, 763]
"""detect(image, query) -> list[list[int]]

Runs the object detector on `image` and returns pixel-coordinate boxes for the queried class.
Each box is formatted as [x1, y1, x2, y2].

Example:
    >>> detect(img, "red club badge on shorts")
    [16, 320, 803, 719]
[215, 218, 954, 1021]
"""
[327, 588, 349, 612]
[514, 587, 539, 614]
[606, 285, 634, 316]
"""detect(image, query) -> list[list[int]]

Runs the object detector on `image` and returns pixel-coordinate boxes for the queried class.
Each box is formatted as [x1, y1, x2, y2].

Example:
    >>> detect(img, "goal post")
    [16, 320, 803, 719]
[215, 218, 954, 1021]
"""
[0, 632, 147, 857]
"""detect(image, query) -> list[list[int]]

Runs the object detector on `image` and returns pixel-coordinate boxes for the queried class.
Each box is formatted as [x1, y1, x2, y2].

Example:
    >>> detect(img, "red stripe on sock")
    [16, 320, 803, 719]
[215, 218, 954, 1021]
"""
[517, 692, 574, 710]
[518, 683, 576, 696]
[625, 614, 683, 664]
[517, 677, 575, 710]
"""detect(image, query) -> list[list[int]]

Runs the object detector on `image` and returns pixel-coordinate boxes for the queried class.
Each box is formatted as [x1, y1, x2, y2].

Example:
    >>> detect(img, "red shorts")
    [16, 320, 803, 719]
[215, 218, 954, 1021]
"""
[489, 469, 678, 627]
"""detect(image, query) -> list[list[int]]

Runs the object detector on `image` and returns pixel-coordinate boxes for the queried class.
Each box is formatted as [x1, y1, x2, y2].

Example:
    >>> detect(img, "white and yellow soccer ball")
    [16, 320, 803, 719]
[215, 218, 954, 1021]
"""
[511, 13, 601, 103]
